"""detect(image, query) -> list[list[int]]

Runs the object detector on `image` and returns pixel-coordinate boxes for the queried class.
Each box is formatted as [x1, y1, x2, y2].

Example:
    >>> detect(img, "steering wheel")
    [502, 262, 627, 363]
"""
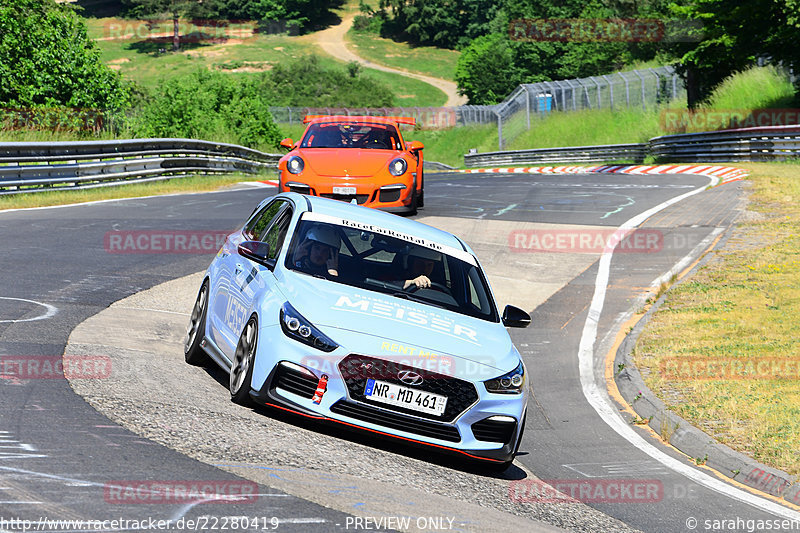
[405, 281, 450, 293]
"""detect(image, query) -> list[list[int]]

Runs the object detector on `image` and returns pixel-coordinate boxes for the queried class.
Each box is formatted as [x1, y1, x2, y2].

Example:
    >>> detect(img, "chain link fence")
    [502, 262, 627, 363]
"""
[268, 66, 685, 150]
[491, 66, 684, 149]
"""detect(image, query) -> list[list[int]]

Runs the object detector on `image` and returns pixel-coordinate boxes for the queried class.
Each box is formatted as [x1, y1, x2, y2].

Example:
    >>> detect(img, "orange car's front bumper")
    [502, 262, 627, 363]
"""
[279, 173, 419, 213]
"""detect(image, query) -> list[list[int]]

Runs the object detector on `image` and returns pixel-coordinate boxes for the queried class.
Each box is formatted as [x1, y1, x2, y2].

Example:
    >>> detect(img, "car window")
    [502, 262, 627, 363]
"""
[243, 200, 286, 241]
[284, 218, 498, 322]
[301, 122, 402, 150]
[262, 206, 292, 261]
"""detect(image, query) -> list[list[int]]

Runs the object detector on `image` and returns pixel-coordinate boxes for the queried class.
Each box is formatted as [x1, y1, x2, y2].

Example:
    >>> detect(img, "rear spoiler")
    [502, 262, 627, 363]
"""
[302, 115, 416, 126]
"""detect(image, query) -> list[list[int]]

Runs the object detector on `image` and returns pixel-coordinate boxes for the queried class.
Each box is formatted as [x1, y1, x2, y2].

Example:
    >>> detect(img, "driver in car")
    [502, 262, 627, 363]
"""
[294, 225, 340, 278]
[402, 247, 442, 290]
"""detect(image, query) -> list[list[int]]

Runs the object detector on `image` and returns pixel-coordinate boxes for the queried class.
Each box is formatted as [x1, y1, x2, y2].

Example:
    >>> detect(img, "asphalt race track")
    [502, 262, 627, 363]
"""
[1, 172, 798, 532]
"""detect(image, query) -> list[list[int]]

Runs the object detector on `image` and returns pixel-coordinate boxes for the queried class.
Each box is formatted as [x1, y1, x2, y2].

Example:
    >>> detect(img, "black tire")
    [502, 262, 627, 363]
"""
[407, 189, 418, 216]
[417, 168, 424, 208]
[184, 281, 210, 366]
[230, 315, 258, 405]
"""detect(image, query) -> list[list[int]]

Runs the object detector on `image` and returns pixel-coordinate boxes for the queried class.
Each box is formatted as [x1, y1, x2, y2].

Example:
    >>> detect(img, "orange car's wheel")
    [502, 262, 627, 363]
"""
[408, 188, 418, 216]
[417, 168, 424, 208]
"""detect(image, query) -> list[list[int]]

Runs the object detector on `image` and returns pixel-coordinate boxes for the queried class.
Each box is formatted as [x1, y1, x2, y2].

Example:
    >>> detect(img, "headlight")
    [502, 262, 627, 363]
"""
[287, 156, 304, 175]
[280, 302, 337, 352]
[484, 362, 525, 394]
[388, 158, 407, 176]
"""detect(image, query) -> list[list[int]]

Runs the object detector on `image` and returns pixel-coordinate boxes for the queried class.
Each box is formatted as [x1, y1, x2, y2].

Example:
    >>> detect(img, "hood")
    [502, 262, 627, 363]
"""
[279, 271, 518, 374]
[297, 148, 399, 177]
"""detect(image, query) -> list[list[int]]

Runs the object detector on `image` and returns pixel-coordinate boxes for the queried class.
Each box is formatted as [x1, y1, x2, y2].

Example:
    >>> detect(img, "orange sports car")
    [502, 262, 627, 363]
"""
[277, 115, 425, 214]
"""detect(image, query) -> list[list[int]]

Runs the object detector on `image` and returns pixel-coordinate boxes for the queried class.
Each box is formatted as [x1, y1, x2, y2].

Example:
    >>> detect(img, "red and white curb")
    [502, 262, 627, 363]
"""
[241, 179, 279, 188]
[454, 164, 748, 186]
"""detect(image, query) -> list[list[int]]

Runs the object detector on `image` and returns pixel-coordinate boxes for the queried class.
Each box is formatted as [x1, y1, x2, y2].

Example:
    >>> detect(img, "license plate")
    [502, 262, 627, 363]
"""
[333, 186, 357, 195]
[364, 379, 447, 416]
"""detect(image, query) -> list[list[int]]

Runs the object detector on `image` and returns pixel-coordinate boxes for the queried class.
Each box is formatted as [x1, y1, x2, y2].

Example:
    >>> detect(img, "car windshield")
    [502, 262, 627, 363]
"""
[285, 217, 499, 322]
[300, 122, 402, 150]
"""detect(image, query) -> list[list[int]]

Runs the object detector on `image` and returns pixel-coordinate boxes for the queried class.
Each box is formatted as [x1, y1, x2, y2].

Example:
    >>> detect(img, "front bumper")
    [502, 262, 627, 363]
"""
[248, 337, 526, 464]
[279, 174, 417, 213]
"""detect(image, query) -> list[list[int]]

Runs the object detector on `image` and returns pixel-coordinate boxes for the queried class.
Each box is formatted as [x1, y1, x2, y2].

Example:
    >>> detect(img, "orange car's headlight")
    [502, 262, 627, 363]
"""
[389, 157, 407, 176]
[287, 156, 304, 174]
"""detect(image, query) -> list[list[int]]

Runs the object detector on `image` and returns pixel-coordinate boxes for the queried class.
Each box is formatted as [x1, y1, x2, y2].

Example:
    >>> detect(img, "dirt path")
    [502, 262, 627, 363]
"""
[313, 14, 467, 107]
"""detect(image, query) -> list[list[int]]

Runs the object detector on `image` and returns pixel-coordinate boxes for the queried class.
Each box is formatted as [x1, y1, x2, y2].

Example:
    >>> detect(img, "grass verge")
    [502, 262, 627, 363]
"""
[88, 16, 446, 107]
[633, 161, 800, 476]
[0, 174, 267, 211]
[346, 29, 460, 81]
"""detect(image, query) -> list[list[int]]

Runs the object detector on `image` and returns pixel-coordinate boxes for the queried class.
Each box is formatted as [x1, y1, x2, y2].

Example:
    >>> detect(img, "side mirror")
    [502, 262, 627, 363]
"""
[280, 138, 294, 150]
[502, 305, 531, 328]
[408, 140, 424, 152]
[238, 241, 274, 269]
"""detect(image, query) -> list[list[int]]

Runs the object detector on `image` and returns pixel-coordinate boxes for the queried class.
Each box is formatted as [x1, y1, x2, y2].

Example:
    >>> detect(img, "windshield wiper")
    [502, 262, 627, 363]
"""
[390, 291, 446, 309]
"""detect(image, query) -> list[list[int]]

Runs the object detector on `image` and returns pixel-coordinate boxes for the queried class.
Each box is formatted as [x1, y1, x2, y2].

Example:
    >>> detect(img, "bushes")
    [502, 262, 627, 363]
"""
[260, 55, 394, 107]
[131, 57, 395, 148]
[133, 70, 282, 149]
[0, 0, 131, 110]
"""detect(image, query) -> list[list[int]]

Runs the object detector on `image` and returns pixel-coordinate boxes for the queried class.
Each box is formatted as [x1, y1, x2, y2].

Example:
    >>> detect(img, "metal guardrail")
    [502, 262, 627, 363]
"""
[650, 125, 800, 162]
[463, 143, 647, 167]
[464, 125, 800, 166]
[0, 138, 281, 194]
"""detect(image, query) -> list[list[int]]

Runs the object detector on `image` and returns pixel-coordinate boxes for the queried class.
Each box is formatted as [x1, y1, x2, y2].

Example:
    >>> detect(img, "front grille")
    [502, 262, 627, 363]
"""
[288, 185, 314, 195]
[471, 418, 517, 444]
[330, 400, 461, 442]
[320, 193, 369, 204]
[337, 354, 478, 422]
[271, 363, 317, 399]
[378, 188, 402, 202]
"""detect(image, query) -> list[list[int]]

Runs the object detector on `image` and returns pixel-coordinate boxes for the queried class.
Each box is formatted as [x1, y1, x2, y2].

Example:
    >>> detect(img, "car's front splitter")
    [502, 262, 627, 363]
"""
[249, 364, 521, 464]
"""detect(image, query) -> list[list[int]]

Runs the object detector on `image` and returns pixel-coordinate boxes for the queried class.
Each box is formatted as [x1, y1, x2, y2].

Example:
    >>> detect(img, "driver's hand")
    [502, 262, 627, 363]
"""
[326, 247, 339, 277]
[403, 275, 431, 289]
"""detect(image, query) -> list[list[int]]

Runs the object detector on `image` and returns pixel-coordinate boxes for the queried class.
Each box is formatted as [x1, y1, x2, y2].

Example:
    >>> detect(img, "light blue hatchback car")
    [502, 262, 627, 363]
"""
[184, 192, 531, 469]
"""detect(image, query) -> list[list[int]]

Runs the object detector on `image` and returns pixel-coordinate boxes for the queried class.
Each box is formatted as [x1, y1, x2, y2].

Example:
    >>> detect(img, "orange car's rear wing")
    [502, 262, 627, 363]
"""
[303, 115, 416, 126]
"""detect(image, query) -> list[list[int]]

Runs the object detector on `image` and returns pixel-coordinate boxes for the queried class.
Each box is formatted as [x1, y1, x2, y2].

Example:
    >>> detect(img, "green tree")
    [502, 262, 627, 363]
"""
[122, 0, 217, 51]
[670, 0, 800, 107]
[455, 34, 524, 105]
[0, 0, 130, 110]
[377, 0, 504, 48]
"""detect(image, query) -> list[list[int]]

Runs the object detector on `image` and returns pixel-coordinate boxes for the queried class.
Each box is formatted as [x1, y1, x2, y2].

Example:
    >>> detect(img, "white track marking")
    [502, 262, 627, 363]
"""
[0, 184, 269, 215]
[0, 297, 58, 323]
[578, 176, 800, 520]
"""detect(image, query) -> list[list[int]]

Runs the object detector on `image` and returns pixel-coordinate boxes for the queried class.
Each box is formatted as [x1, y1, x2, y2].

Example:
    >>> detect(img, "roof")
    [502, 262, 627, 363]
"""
[303, 115, 416, 127]
[284, 192, 467, 253]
